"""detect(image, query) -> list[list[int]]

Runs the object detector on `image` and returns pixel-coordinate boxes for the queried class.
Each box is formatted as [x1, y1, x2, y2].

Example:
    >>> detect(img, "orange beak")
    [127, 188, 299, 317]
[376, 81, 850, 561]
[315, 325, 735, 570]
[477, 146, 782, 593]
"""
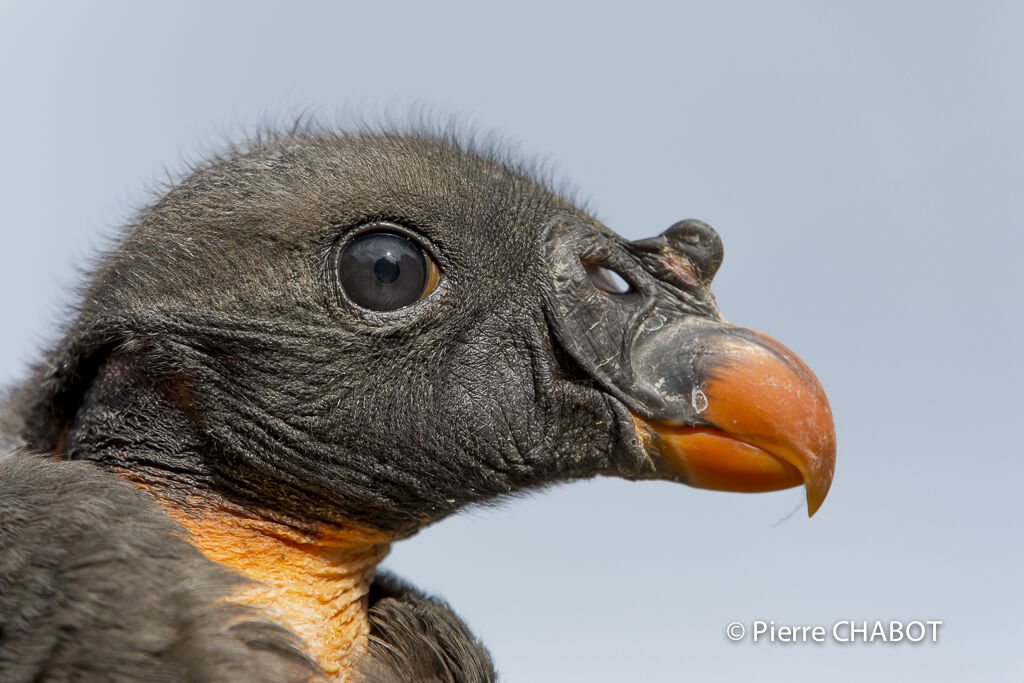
[632, 327, 836, 516]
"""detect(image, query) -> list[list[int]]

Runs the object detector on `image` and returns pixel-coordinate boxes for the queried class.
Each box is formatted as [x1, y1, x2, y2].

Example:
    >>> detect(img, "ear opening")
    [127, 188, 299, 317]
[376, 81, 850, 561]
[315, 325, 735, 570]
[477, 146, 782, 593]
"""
[3, 334, 120, 456]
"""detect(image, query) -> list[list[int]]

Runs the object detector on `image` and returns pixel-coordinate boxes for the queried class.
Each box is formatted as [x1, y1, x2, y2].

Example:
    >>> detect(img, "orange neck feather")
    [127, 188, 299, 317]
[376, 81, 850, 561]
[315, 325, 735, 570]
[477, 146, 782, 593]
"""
[148, 493, 393, 680]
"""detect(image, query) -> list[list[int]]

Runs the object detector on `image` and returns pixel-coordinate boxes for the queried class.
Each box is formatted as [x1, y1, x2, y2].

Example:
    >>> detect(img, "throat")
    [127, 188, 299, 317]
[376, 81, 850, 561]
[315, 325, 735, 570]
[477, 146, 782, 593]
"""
[60, 351, 394, 677]
[156, 499, 392, 679]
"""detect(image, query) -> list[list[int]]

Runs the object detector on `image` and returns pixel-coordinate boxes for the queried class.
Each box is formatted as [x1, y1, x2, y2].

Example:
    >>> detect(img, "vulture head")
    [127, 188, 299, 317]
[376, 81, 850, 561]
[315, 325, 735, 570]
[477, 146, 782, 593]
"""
[3, 132, 835, 680]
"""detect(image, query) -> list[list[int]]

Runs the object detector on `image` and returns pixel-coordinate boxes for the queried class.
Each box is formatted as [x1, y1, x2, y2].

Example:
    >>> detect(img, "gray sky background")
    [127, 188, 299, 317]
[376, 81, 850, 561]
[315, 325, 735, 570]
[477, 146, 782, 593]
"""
[2, 2, 1021, 681]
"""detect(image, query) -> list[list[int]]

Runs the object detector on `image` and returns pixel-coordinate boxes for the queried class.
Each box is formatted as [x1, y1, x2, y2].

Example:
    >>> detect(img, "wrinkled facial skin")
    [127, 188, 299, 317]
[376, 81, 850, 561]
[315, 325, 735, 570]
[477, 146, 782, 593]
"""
[17, 136, 644, 535]
[543, 216, 724, 420]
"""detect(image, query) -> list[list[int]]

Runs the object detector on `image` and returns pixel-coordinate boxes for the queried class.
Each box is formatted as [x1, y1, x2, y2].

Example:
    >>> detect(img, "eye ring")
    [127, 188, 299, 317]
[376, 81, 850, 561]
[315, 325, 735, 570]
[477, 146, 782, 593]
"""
[335, 227, 442, 312]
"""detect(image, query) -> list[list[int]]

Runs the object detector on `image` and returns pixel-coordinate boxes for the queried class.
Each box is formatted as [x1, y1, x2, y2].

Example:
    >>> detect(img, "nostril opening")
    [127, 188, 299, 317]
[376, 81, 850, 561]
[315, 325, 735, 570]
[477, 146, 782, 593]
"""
[583, 261, 632, 295]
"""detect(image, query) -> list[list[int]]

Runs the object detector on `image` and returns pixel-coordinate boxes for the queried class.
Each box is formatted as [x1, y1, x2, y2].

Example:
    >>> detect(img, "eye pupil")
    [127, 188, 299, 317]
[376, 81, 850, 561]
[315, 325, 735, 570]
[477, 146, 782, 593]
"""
[374, 257, 400, 283]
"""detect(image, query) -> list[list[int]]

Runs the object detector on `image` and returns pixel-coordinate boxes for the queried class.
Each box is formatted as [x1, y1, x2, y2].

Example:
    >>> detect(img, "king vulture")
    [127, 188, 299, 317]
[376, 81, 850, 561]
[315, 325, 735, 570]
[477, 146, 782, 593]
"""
[0, 132, 836, 681]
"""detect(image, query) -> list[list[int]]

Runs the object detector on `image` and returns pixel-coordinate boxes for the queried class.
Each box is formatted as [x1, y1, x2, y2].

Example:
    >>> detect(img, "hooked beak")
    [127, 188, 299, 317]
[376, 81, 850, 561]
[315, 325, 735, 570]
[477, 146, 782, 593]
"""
[630, 324, 836, 516]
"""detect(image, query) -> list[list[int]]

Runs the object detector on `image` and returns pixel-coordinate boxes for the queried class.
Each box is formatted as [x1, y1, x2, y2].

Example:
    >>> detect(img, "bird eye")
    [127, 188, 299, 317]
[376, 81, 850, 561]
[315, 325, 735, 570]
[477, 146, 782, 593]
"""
[338, 231, 440, 311]
[584, 262, 632, 295]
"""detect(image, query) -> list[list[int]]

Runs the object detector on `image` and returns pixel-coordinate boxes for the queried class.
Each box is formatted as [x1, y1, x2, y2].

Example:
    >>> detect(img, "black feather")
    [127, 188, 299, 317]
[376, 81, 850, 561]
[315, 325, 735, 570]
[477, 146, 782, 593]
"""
[0, 452, 320, 682]
[356, 574, 497, 683]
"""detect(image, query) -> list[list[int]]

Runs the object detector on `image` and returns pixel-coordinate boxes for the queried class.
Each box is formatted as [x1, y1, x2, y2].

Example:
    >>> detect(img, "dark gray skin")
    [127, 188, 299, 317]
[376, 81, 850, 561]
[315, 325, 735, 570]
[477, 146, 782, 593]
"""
[0, 131, 731, 681]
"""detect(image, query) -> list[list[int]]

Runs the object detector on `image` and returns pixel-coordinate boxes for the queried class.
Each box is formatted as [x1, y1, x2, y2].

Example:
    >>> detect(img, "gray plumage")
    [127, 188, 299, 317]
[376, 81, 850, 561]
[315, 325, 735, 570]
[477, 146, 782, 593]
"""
[0, 453, 318, 682]
[357, 576, 495, 683]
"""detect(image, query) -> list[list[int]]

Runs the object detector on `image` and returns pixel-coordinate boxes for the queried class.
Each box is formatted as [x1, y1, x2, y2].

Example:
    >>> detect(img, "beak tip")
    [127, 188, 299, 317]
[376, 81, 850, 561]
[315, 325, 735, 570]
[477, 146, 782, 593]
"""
[804, 452, 836, 517]
[807, 494, 823, 517]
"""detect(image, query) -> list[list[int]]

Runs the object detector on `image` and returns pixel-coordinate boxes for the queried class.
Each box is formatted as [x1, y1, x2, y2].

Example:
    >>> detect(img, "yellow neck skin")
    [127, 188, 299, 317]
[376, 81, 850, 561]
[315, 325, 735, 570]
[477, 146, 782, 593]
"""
[156, 500, 392, 680]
